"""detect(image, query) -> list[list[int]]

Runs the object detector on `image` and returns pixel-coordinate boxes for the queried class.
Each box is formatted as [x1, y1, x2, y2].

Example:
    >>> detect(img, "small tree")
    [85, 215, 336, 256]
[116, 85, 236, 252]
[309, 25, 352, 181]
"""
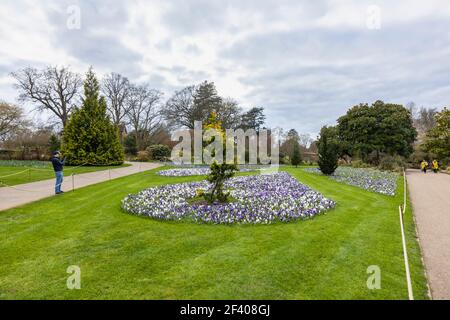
[204, 162, 238, 203]
[291, 142, 302, 167]
[48, 134, 61, 153]
[317, 126, 339, 175]
[62, 68, 124, 165]
[202, 112, 238, 203]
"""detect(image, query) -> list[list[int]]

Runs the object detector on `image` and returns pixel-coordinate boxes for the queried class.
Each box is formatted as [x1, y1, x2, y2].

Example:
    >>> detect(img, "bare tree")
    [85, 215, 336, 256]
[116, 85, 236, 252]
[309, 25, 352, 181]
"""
[163, 83, 243, 129]
[11, 66, 82, 127]
[0, 102, 29, 142]
[216, 98, 242, 129]
[416, 107, 437, 132]
[163, 85, 197, 129]
[102, 72, 130, 125]
[125, 84, 163, 150]
[298, 133, 313, 148]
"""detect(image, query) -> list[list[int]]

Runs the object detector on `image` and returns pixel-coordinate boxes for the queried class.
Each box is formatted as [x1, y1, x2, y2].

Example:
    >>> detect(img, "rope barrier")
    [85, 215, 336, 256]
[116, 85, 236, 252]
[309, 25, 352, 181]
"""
[0, 168, 31, 179]
[0, 161, 130, 193]
[27, 167, 55, 172]
[398, 169, 414, 300]
[403, 169, 407, 212]
[399, 205, 414, 300]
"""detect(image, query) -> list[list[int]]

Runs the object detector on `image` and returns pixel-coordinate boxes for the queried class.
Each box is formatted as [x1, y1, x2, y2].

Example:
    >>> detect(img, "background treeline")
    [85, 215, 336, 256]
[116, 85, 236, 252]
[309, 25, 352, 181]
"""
[316, 100, 450, 172]
[1, 65, 316, 165]
[1, 65, 448, 169]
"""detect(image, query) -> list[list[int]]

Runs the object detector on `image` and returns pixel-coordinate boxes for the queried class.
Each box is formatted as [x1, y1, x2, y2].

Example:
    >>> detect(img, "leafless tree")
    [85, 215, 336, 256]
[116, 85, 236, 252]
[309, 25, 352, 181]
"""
[298, 133, 313, 148]
[102, 72, 130, 125]
[416, 107, 437, 132]
[0, 102, 29, 142]
[11, 66, 82, 127]
[162, 85, 197, 129]
[125, 84, 163, 150]
[216, 98, 242, 129]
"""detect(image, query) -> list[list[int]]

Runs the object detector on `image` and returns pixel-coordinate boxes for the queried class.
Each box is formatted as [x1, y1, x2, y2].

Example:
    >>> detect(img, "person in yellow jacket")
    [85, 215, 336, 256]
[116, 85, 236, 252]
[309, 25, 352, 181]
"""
[432, 160, 439, 173]
[421, 160, 428, 173]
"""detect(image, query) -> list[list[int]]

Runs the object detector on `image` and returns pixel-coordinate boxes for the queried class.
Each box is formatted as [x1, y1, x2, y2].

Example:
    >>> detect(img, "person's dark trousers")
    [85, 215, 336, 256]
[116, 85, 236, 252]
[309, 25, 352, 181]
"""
[55, 171, 64, 194]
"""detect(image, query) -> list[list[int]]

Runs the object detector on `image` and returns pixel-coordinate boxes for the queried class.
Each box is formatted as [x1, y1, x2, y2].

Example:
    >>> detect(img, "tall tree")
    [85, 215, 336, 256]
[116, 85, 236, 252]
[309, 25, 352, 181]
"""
[11, 66, 82, 127]
[193, 81, 222, 120]
[0, 102, 29, 141]
[216, 98, 242, 129]
[62, 68, 124, 165]
[163, 81, 231, 129]
[102, 72, 130, 126]
[287, 129, 300, 142]
[126, 84, 162, 151]
[291, 142, 302, 167]
[416, 107, 437, 133]
[280, 128, 301, 162]
[317, 126, 339, 175]
[240, 107, 266, 131]
[298, 133, 313, 148]
[424, 107, 450, 162]
[337, 100, 417, 162]
[163, 85, 196, 129]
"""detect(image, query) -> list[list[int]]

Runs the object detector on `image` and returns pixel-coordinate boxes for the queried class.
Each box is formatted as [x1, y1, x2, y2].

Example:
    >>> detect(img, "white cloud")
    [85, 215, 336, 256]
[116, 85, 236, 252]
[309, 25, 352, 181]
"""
[0, 0, 449, 134]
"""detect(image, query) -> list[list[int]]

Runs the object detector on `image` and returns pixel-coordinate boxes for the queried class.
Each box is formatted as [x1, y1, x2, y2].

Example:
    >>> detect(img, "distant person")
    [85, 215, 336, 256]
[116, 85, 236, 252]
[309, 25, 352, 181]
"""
[51, 151, 66, 194]
[421, 160, 428, 174]
[432, 160, 439, 173]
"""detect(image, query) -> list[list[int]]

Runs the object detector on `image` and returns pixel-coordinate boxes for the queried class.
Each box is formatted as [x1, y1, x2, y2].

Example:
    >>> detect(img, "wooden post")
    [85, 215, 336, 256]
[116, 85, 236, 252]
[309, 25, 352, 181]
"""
[72, 173, 75, 192]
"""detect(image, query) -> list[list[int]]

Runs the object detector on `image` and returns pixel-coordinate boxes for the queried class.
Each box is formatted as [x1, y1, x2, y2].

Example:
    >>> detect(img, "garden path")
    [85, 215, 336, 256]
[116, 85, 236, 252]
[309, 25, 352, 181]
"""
[0, 162, 161, 212]
[407, 169, 450, 299]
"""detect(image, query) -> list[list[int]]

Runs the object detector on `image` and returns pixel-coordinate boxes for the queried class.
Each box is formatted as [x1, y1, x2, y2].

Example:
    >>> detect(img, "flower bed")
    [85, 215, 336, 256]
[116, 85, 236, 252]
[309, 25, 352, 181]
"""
[158, 167, 253, 177]
[305, 167, 397, 196]
[122, 172, 335, 224]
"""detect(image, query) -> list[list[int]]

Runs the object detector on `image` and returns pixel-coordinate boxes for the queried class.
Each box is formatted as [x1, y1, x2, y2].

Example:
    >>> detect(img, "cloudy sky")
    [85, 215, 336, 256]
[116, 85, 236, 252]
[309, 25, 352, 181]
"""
[1, 0, 449, 135]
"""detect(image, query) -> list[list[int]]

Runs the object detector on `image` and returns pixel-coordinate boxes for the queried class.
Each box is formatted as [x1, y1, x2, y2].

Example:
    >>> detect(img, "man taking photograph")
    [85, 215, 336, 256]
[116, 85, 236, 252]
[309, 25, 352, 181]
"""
[51, 151, 66, 195]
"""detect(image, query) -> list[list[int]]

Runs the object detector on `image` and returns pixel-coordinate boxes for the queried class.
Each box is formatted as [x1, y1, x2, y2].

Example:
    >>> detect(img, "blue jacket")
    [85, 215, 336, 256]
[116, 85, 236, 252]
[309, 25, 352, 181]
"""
[51, 157, 66, 172]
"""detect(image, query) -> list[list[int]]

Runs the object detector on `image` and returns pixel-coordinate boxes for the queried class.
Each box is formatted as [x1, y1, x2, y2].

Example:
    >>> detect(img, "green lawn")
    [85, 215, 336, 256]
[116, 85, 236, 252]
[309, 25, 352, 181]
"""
[0, 162, 130, 187]
[0, 166, 428, 299]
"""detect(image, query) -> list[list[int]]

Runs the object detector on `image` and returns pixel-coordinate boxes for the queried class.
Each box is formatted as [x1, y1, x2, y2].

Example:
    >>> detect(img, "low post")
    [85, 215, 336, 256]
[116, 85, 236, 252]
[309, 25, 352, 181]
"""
[72, 173, 75, 192]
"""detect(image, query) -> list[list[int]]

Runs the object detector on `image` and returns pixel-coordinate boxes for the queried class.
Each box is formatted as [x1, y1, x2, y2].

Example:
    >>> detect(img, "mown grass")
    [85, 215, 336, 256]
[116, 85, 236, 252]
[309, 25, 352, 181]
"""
[0, 166, 428, 299]
[0, 162, 130, 187]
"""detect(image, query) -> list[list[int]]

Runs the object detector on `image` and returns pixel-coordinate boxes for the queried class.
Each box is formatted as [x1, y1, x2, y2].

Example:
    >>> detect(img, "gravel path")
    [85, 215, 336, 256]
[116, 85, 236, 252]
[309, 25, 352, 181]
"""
[407, 169, 450, 299]
[0, 162, 161, 212]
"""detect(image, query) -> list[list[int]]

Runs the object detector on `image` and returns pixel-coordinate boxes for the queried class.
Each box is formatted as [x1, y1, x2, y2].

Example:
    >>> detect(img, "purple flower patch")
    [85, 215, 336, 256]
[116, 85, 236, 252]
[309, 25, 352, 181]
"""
[158, 167, 253, 177]
[305, 167, 397, 196]
[122, 172, 336, 224]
